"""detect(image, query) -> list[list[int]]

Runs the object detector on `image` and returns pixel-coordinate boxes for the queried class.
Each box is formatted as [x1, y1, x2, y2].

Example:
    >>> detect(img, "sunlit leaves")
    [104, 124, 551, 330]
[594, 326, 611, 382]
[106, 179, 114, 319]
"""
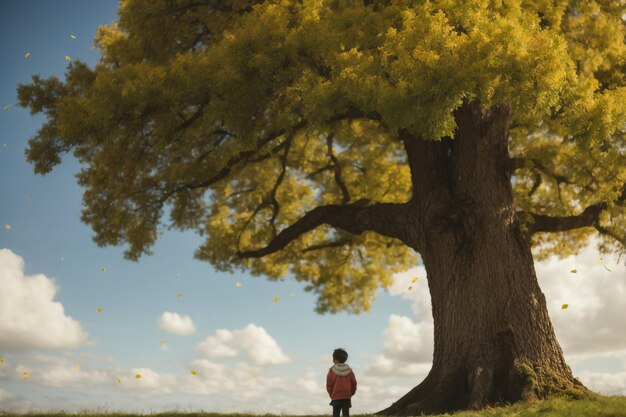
[17, 0, 626, 314]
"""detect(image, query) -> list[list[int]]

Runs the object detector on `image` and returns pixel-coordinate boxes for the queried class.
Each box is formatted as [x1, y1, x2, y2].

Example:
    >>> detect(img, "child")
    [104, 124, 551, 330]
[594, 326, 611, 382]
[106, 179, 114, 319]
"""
[326, 348, 357, 417]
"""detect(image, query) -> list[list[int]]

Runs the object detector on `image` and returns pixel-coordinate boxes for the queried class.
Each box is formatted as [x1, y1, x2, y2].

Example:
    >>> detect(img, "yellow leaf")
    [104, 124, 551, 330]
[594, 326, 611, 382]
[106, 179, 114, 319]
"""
[412, 277, 418, 283]
[27, 195, 32, 203]
[407, 286, 413, 291]
[135, 373, 141, 379]
[176, 293, 184, 298]
[191, 370, 197, 375]
[101, 267, 106, 272]
[97, 306, 103, 313]
[160, 340, 167, 346]
[570, 269, 577, 273]
[251, 371, 258, 379]
[236, 282, 242, 288]
[561, 303, 569, 309]
[65, 55, 71, 62]
[75, 364, 80, 371]
[117, 377, 122, 384]
[23, 52, 30, 59]
[273, 296, 280, 303]
[4, 224, 10, 230]
[0, 357, 5, 364]
[22, 372, 29, 379]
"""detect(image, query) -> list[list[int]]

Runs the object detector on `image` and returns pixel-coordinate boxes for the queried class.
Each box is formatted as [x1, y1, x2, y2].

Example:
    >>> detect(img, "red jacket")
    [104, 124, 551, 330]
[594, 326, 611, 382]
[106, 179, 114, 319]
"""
[326, 364, 357, 400]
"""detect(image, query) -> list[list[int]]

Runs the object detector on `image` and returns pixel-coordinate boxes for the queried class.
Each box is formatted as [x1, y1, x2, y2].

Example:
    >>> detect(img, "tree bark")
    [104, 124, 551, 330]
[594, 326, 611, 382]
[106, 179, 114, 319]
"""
[377, 103, 591, 415]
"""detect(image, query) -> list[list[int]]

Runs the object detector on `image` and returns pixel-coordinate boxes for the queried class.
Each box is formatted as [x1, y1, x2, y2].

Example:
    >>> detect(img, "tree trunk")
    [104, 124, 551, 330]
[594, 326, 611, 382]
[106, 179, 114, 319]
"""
[378, 104, 591, 415]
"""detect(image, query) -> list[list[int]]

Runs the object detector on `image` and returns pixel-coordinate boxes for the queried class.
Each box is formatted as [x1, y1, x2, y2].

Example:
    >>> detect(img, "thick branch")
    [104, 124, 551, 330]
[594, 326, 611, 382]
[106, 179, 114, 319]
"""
[525, 184, 626, 235]
[238, 200, 412, 258]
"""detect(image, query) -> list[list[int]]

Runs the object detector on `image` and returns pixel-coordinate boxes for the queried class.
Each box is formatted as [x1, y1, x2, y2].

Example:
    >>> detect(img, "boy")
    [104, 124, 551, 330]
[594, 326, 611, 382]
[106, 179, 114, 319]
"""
[326, 348, 357, 417]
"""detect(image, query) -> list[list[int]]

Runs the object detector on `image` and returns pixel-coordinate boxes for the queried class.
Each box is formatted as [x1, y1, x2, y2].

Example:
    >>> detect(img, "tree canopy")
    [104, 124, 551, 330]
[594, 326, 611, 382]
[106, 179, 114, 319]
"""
[19, 0, 626, 313]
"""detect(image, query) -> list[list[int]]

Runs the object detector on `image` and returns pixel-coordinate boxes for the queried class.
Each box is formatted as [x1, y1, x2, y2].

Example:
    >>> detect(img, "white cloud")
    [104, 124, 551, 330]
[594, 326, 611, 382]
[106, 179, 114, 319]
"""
[0, 354, 111, 389]
[535, 245, 626, 356]
[0, 249, 88, 350]
[577, 370, 626, 396]
[197, 324, 290, 366]
[157, 312, 196, 336]
[123, 368, 177, 395]
[0, 388, 11, 401]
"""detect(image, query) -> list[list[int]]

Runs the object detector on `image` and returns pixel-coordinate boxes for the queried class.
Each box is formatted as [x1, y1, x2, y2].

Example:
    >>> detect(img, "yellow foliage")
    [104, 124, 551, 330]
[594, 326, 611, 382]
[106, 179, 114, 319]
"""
[17, 0, 626, 313]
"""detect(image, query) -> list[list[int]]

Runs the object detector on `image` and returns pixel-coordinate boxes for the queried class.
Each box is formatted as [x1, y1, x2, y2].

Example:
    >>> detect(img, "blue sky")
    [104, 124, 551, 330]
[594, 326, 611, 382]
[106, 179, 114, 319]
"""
[1, 1, 625, 414]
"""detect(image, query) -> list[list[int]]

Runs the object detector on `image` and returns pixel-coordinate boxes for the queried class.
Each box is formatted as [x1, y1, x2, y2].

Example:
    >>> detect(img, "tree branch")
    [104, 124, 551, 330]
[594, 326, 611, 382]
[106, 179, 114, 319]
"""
[326, 133, 350, 204]
[525, 184, 626, 235]
[594, 224, 626, 250]
[238, 199, 411, 258]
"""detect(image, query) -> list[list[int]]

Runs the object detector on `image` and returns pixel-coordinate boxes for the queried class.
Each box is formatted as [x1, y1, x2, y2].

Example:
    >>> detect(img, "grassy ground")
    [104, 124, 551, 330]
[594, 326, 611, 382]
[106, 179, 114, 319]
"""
[1, 396, 625, 417]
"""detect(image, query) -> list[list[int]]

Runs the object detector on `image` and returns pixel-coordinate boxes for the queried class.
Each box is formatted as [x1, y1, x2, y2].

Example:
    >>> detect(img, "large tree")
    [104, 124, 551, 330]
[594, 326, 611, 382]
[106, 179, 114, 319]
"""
[18, 0, 625, 414]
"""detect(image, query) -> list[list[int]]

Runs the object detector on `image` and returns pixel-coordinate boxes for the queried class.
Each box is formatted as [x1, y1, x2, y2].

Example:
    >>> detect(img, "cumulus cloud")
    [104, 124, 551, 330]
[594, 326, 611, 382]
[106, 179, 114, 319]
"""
[0, 354, 111, 389]
[197, 324, 290, 366]
[535, 246, 626, 356]
[0, 388, 11, 401]
[157, 312, 196, 336]
[123, 368, 177, 395]
[0, 249, 88, 350]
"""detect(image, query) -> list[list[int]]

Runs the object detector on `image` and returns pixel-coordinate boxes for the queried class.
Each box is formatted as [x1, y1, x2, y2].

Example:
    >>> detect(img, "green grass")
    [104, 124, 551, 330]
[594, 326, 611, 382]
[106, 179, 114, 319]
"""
[2, 396, 625, 417]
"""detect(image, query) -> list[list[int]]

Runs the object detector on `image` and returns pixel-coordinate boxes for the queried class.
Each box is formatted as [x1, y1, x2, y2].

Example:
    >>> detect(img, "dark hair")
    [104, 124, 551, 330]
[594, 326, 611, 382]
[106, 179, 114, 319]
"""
[333, 348, 348, 363]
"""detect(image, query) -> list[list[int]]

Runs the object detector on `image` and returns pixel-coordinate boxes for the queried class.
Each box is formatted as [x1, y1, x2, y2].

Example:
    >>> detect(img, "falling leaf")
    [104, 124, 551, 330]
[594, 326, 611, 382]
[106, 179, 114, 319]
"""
[70, 34, 77, 39]
[390, 322, 398, 329]
[191, 370, 197, 376]
[22, 372, 29, 379]
[3, 144, 6, 150]
[27, 195, 32, 204]
[236, 282, 242, 288]
[60, 257, 64, 262]
[176, 293, 184, 298]
[570, 269, 577, 273]
[4, 224, 11, 230]
[97, 306, 103, 313]
[603, 265, 612, 272]
[65, 55, 71, 62]
[135, 373, 141, 379]
[117, 377, 122, 384]
[0, 357, 5, 364]
[2, 104, 12, 111]
[407, 286, 413, 291]
[101, 267, 106, 272]
[251, 371, 258, 380]
[273, 296, 280, 303]
[160, 340, 167, 346]
[289, 293, 295, 297]
[561, 304, 569, 309]
[74, 364, 80, 371]
[176, 273, 181, 278]
[24, 52, 31, 59]
[412, 277, 418, 283]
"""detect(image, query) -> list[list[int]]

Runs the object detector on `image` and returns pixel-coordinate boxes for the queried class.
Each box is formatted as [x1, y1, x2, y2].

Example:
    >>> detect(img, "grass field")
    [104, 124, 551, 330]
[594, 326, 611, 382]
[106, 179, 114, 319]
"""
[2, 396, 625, 417]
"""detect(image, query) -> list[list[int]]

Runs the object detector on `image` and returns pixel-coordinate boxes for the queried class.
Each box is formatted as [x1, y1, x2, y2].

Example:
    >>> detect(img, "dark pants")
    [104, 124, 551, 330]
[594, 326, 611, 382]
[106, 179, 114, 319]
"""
[330, 399, 351, 417]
